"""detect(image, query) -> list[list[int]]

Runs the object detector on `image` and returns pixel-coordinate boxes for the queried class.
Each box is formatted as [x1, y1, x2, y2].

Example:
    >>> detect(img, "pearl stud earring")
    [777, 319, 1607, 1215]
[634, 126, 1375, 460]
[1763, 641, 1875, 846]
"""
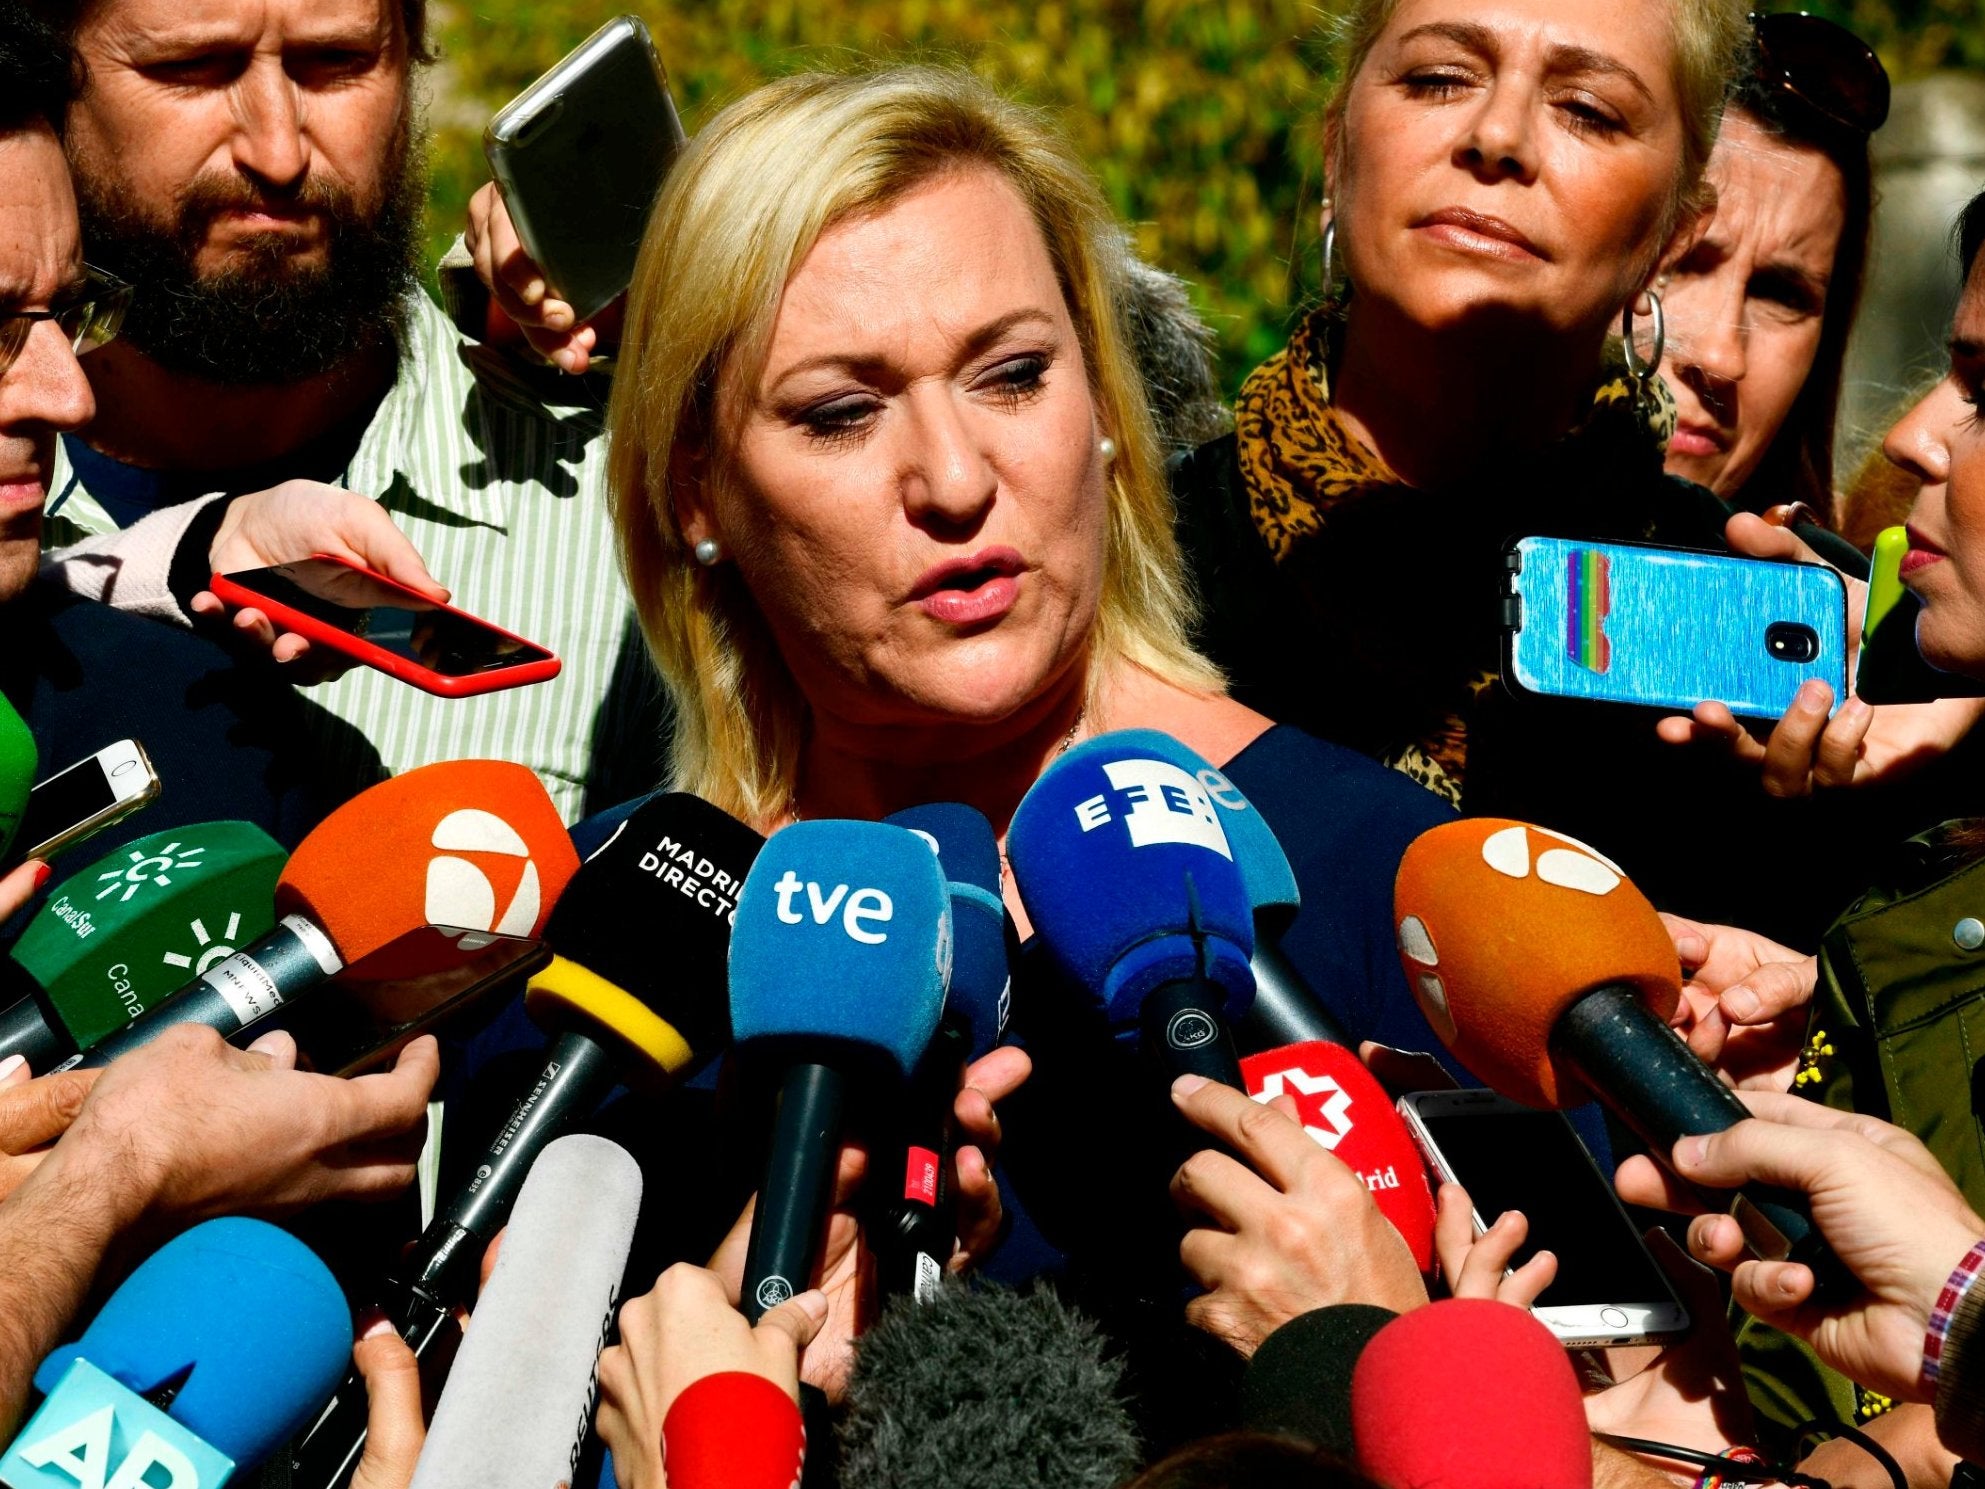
[1098, 436, 1118, 462]
[693, 538, 723, 566]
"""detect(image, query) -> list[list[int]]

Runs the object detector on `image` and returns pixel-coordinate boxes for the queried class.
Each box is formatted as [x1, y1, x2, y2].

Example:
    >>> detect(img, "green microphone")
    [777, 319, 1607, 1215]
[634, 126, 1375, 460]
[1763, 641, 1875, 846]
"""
[0, 695, 36, 862]
[0, 821, 286, 1069]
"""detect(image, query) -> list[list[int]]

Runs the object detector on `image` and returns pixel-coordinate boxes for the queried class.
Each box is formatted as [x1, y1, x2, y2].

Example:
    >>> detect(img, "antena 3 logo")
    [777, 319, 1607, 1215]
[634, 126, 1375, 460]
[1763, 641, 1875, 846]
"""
[425, 810, 543, 946]
[1072, 759, 1233, 859]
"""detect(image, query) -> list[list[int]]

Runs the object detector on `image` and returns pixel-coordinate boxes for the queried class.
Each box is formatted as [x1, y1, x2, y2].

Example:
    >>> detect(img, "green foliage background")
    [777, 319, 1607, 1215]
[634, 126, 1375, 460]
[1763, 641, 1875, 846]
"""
[423, 0, 1985, 395]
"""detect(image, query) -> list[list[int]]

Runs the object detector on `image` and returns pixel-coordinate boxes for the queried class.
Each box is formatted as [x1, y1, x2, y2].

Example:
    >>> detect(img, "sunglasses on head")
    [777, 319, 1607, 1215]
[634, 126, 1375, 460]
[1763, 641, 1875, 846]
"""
[1750, 10, 1892, 136]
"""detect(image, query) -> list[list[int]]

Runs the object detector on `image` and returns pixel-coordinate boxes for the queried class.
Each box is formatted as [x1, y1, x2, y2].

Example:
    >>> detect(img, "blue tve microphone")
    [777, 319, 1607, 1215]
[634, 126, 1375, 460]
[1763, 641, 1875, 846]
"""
[1092, 730, 1350, 1051]
[1007, 732, 1255, 1088]
[1, 1219, 350, 1489]
[730, 820, 950, 1320]
[878, 804, 1012, 1302]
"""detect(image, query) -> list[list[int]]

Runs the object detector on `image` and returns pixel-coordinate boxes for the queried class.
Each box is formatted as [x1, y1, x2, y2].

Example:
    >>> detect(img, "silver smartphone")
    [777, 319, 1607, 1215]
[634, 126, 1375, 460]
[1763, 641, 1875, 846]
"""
[1397, 1089, 1689, 1347]
[482, 15, 688, 325]
[12, 738, 159, 865]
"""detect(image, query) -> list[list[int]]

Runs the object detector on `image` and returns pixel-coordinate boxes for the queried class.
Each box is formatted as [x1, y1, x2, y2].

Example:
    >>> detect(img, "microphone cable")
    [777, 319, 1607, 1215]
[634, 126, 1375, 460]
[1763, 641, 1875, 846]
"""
[1595, 1418, 1908, 1489]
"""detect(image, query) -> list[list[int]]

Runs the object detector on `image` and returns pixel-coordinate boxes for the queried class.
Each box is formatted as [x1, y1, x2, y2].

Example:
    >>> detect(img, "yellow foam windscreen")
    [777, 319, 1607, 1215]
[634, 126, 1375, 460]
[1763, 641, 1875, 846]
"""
[524, 955, 695, 1078]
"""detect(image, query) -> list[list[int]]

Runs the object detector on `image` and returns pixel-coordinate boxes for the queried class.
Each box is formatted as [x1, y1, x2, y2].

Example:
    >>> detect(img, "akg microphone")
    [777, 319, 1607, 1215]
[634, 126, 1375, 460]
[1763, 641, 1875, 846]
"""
[1241, 1304, 1399, 1459]
[288, 795, 761, 1489]
[408, 1136, 642, 1489]
[1350, 1298, 1592, 1489]
[77, 760, 578, 1068]
[877, 803, 1010, 1303]
[730, 820, 949, 1320]
[1394, 817, 1848, 1291]
[1007, 731, 1255, 1087]
[0, 1219, 350, 1489]
[0, 823, 285, 1070]
[0, 698, 33, 861]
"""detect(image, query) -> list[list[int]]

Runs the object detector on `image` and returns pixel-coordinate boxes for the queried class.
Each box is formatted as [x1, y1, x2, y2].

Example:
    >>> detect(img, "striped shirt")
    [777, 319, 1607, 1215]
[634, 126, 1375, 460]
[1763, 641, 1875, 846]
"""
[42, 291, 664, 824]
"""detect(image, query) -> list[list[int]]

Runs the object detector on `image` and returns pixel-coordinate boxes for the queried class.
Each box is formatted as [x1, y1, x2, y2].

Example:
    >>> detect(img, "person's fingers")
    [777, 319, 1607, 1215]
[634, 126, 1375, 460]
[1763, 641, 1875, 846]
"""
[0, 860, 50, 923]
[334, 1035, 441, 1139]
[1660, 914, 1712, 972]
[1728, 1258, 1818, 1319]
[0, 1054, 29, 1091]
[0, 1069, 99, 1153]
[333, 507, 449, 602]
[1811, 700, 1874, 789]
[1726, 512, 1813, 564]
[244, 1027, 301, 1069]
[1680, 1001, 1730, 1067]
[1672, 1117, 1843, 1195]
[951, 1143, 1002, 1263]
[1716, 960, 1817, 1027]
[1450, 1210, 1529, 1298]
[1687, 1211, 1749, 1270]
[1759, 681, 1834, 797]
[1178, 1222, 1235, 1286]
[230, 608, 278, 648]
[1171, 1074, 1329, 1191]
[953, 1085, 999, 1155]
[1500, 1248, 1557, 1307]
[1725, 1091, 1956, 1182]
[271, 633, 313, 665]
[756, 1288, 829, 1360]
[189, 591, 223, 618]
[479, 1229, 504, 1294]
[1613, 1153, 1709, 1215]
[1433, 1182, 1477, 1282]
[1170, 1146, 1282, 1230]
[350, 1316, 425, 1489]
[961, 1046, 1030, 1106]
[1655, 714, 1700, 746]
[829, 1140, 869, 1208]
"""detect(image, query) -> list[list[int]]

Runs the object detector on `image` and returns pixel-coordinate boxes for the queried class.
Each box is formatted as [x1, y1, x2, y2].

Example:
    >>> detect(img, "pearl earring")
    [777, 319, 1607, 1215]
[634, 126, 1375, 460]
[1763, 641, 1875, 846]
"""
[693, 538, 723, 566]
[1098, 436, 1118, 462]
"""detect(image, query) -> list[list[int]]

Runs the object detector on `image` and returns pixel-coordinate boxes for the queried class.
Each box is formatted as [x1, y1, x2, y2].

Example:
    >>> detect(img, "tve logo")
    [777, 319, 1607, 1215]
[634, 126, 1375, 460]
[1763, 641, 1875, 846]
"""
[0, 1361, 232, 1489]
[424, 809, 544, 949]
[1071, 759, 1232, 858]
[770, 872, 893, 945]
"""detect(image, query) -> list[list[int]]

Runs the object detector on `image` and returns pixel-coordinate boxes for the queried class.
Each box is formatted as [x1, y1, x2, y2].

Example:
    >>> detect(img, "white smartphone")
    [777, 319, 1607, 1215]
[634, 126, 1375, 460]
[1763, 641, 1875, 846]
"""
[11, 739, 159, 864]
[1397, 1088, 1690, 1347]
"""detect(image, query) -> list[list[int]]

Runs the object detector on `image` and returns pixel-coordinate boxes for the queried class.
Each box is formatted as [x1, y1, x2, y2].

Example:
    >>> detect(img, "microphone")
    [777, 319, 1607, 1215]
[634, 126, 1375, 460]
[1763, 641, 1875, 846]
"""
[838, 1283, 1140, 1489]
[1394, 817, 1848, 1290]
[0, 698, 33, 860]
[407, 1136, 642, 1489]
[1350, 1298, 1591, 1489]
[729, 820, 949, 1320]
[1240, 1304, 1398, 1458]
[77, 760, 578, 1068]
[1007, 731, 1255, 1087]
[876, 803, 1010, 1303]
[288, 794, 761, 1489]
[1239, 1042, 1436, 1270]
[0, 1219, 350, 1489]
[0, 822, 287, 1071]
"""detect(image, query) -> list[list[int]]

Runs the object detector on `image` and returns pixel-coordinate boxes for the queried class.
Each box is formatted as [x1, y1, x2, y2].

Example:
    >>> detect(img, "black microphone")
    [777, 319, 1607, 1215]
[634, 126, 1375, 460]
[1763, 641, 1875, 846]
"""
[1241, 1305, 1399, 1459]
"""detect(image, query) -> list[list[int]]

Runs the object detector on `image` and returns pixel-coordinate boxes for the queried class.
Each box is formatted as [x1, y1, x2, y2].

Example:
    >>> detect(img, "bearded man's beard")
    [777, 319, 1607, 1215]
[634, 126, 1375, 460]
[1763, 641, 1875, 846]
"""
[72, 116, 425, 386]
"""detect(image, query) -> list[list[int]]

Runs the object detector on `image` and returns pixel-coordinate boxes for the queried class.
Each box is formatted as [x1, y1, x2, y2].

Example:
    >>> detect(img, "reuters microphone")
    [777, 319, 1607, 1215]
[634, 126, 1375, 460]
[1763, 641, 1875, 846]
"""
[77, 760, 578, 1068]
[730, 820, 949, 1321]
[1394, 817, 1848, 1290]
[0, 1219, 350, 1489]
[0, 697, 33, 861]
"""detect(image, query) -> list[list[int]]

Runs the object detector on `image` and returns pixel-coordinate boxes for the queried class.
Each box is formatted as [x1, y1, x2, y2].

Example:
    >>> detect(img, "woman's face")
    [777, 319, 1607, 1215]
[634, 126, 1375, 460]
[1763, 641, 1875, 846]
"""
[1659, 111, 1846, 497]
[689, 168, 1109, 735]
[1334, 0, 1687, 346]
[1889, 252, 1985, 673]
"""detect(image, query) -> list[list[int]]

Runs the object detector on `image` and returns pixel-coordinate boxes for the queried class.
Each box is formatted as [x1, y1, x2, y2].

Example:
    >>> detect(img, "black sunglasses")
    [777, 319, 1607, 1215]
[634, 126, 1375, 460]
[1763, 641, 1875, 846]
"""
[1750, 10, 1892, 136]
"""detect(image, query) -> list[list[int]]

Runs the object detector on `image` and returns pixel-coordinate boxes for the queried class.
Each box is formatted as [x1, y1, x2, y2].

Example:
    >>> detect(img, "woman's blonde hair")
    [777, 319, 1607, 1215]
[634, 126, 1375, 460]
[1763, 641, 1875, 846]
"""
[608, 65, 1220, 824]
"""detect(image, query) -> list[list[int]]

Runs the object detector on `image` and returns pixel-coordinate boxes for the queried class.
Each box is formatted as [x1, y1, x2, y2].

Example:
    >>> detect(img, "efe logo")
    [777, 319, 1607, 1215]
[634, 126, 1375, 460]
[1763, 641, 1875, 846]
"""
[424, 809, 543, 947]
[1071, 759, 1233, 859]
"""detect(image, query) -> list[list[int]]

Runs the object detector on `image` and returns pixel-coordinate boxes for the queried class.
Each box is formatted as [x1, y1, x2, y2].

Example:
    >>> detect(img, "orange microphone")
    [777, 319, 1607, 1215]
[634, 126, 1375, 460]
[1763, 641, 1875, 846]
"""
[1393, 818, 1850, 1294]
[77, 761, 578, 1068]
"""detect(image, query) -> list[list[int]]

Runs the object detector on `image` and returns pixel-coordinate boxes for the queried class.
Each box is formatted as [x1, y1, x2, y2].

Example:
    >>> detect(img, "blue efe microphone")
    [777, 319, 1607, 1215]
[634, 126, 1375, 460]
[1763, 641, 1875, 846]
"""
[1007, 732, 1255, 1088]
[1, 1219, 350, 1489]
[730, 820, 950, 1320]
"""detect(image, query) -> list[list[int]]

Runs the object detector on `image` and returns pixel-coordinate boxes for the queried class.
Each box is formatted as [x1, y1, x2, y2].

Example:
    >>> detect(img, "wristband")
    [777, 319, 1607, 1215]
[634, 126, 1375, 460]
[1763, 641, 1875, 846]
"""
[662, 1371, 806, 1489]
[1924, 1238, 1985, 1390]
[1694, 1445, 1770, 1488]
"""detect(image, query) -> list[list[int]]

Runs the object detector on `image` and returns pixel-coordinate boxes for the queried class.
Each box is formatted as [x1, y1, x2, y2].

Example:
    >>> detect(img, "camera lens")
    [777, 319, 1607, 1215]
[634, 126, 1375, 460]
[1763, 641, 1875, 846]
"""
[1765, 622, 1820, 664]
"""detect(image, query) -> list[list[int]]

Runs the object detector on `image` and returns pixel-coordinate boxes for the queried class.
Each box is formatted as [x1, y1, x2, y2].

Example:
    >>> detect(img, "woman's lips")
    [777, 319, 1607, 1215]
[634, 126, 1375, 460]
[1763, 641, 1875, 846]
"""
[1415, 208, 1546, 262]
[0, 478, 45, 513]
[912, 546, 1025, 625]
[1901, 527, 1947, 579]
[1668, 423, 1727, 459]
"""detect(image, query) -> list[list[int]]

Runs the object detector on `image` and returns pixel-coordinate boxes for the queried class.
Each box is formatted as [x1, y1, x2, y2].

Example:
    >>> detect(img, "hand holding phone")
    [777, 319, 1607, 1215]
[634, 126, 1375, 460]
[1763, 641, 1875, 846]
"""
[10, 739, 159, 868]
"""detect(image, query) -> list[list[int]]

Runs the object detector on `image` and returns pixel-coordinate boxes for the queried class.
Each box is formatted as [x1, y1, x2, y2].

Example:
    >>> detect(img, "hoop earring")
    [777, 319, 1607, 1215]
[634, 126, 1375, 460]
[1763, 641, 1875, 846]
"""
[1622, 289, 1665, 385]
[692, 538, 723, 567]
[1321, 215, 1338, 290]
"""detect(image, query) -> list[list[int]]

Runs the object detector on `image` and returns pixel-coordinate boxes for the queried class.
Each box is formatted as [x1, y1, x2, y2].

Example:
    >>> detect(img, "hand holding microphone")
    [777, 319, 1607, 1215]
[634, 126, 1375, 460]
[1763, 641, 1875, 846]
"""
[0, 1058, 97, 1204]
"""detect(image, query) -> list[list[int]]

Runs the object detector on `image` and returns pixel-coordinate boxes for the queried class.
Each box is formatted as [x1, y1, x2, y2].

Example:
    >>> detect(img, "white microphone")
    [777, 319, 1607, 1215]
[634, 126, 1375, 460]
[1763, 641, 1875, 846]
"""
[409, 1134, 642, 1489]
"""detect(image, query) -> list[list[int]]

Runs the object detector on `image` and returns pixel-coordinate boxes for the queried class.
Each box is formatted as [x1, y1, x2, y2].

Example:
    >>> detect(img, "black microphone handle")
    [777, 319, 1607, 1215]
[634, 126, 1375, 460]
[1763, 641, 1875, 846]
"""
[0, 985, 70, 1071]
[742, 1059, 846, 1322]
[1235, 939, 1353, 1052]
[1551, 983, 1855, 1298]
[290, 1288, 462, 1489]
[1140, 977, 1244, 1089]
[877, 1015, 968, 1305]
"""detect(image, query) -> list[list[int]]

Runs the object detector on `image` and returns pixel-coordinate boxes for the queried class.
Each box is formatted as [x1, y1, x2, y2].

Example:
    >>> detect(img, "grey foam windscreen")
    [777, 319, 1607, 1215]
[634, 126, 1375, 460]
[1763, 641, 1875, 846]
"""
[409, 1134, 642, 1489]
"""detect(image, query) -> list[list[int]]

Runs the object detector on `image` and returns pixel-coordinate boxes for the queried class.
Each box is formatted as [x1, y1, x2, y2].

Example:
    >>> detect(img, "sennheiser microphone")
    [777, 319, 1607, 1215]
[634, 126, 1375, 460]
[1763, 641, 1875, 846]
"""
[1007, 731, 1255, 1087]
[729, 820, 949, 1320]
[0, 822, 286, 1070]
[77, 760, 579, 1068]
[0, 698, 34, 861]
[0, 1219, 350, 1489]
[407, 1136, 643, 1489]
[877, 803, 1010, 1303]
[1394, 817, 1850, 1293]
[1241, 1304, 1398, 1458]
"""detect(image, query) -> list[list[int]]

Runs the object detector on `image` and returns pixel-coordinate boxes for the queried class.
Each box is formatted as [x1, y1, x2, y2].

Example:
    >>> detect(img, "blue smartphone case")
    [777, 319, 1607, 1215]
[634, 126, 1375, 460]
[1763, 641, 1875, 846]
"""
[1503, 536, 1846, 719]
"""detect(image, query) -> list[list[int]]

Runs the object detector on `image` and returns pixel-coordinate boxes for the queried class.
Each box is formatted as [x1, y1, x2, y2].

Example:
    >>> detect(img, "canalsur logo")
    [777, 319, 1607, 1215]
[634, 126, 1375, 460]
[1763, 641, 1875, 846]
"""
[159, 912, 248, 977]
[424, 810, 543, 949]
[94, 843, 205, 905]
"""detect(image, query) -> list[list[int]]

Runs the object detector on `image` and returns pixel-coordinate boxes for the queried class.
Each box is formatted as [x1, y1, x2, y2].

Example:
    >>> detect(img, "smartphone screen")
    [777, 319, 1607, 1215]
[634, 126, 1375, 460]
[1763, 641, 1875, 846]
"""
[223, 561, 552, 678]
[1416, 1106, 1671, 1309]
[16, 756, 120, 856]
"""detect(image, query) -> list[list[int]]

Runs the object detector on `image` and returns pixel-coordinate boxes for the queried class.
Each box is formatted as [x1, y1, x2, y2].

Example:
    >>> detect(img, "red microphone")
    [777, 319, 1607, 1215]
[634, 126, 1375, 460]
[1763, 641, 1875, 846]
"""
[1351, 1298, 1590, 1489]
[1240, 1042, 1436, 1271]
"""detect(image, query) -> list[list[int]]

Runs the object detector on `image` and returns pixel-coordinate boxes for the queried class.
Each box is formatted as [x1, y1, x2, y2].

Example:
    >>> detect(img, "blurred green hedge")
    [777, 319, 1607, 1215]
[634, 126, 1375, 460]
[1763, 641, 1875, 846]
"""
[423, 0, 1983, 394]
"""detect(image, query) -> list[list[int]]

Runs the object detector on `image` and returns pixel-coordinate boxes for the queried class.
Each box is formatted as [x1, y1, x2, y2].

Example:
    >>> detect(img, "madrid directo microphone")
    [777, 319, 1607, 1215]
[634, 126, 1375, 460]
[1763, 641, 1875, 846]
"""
[77, 760, 578, 1068]
[0, 697, 33, 861]
[1008, 731, 1255, 1088]
[0, 1218, 351, 1489]
[0, 822, 286, 1070]
[730, 820, 949, 1321]
[1394, 817, 1849, 1290]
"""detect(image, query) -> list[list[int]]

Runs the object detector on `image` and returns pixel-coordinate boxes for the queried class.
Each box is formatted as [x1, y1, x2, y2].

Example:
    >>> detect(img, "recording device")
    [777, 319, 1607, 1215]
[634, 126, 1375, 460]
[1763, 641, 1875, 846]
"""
[729, 820, 949, 1320]
[1351, 1298, 1593, 1489]
[1855, 525, 1985, 703]
[0, 696, 34, 862]
[408, 1137, 642, 1489]
[1394, 816, 1850, 1294]
[1241, 1304, 1398, 1458]
[0, 1219, 350, 1489]
[209, 557, 560, 699]
[75, 760, 578, 1068]
[1397, 1089, 1689, 1345]
[10, 740, 158, 867]
[483, 15, 688, 325]
[0, 822, 286, 1071]
[1502, 535, 1847, 719]
[1007, 731, 1256, 1087]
